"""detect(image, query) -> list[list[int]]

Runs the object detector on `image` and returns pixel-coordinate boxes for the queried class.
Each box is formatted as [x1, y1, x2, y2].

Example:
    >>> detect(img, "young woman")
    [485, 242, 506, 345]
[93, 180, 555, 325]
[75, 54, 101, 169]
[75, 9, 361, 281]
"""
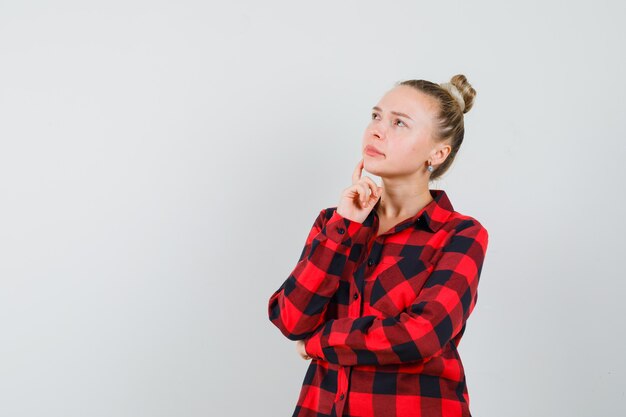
[268, 74, 489, 417]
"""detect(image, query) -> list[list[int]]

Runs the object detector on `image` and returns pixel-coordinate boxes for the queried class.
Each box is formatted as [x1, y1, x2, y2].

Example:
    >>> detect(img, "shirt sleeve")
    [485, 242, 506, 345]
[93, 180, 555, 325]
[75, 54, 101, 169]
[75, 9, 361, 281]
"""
[268, 208, 365, 340]
[303, 222, 489, 366]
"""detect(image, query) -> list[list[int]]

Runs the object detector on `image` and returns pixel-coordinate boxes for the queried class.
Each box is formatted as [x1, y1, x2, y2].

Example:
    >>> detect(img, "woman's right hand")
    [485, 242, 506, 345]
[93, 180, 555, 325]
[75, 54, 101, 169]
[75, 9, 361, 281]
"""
[336, 158, 383, 224]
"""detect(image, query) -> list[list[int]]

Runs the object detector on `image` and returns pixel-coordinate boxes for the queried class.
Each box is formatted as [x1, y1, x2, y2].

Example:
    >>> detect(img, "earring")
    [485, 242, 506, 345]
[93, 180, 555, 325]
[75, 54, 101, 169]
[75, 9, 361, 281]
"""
[427, 162, 434, 172]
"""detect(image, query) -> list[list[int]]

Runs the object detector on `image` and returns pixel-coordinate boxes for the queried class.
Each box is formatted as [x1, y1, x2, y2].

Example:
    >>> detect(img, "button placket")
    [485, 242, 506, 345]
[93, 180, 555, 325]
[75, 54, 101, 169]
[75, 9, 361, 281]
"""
[336, 367, 348, 403]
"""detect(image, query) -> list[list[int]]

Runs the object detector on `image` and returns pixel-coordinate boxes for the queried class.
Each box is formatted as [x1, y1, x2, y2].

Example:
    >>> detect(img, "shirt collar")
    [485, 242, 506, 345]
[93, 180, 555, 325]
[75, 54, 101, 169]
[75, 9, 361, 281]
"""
[366, 188, 455, 234]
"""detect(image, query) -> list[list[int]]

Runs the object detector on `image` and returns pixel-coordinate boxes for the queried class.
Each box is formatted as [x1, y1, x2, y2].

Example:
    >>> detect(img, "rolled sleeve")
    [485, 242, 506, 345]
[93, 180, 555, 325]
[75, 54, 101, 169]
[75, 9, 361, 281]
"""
[268, 208, 366, 340]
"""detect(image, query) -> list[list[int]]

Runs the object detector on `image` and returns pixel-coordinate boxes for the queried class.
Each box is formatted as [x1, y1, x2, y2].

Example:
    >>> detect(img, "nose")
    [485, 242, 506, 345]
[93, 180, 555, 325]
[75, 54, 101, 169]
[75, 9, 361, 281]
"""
[370, 123, 386, 140]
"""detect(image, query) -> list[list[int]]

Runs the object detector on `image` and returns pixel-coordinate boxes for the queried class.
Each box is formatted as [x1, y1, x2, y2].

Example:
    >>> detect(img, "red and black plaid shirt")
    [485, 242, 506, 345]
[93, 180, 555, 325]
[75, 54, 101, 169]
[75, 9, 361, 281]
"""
[268, 189, 489, 417]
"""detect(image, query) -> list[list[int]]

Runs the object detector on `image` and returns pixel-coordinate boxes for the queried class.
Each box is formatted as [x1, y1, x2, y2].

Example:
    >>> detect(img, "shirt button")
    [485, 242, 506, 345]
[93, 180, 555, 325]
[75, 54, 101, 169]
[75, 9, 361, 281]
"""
[367, 258, 374, 266]
[353, 293, 358, 300]
[338, 227, 345, 234]
[340, 393, 345, 400]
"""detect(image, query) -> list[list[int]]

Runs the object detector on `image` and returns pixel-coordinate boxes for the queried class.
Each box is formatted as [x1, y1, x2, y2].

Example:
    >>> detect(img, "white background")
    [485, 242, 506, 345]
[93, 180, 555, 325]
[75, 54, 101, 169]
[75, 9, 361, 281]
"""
[1, 1, 625, 416]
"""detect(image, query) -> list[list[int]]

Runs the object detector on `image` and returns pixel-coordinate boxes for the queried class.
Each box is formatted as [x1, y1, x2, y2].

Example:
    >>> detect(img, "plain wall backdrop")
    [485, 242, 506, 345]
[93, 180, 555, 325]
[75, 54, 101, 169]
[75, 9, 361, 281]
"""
[1, 1, 625, 416]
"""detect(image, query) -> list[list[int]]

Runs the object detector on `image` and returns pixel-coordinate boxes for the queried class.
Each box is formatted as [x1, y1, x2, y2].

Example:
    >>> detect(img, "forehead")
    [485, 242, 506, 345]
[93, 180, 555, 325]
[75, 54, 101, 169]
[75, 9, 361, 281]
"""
[376, 85, 438, 122]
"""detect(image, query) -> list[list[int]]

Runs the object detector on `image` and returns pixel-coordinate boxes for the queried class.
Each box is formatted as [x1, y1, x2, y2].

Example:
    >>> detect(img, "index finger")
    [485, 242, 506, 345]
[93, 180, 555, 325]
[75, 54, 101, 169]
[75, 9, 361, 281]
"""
[352, 158, 364, 184]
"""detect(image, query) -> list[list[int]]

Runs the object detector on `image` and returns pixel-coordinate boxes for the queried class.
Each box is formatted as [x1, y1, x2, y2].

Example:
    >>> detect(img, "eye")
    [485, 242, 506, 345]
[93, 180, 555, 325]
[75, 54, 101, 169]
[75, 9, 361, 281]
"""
[371, 112, 380, 120]
[395, 119, 406, 127]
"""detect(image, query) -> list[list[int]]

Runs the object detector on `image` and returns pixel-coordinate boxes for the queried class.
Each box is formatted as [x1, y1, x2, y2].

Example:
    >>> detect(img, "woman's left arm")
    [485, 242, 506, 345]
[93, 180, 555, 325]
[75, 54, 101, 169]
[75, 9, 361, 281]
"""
[303, 222, 489, 366]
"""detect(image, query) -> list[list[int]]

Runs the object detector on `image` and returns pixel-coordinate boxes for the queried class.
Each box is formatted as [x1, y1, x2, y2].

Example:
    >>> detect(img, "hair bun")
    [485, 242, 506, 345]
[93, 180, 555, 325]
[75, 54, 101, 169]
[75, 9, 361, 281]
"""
[440, 74, 476, 114]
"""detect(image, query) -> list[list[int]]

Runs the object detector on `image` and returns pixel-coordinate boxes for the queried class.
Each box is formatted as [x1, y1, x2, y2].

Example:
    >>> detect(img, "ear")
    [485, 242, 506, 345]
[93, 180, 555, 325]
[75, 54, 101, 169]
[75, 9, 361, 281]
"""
[431, 143, 452, 166]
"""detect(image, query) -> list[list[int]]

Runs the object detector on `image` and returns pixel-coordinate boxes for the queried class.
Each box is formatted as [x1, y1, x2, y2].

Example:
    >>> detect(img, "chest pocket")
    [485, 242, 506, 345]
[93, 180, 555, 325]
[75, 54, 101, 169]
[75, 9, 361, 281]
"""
[367, 258, 434, 317]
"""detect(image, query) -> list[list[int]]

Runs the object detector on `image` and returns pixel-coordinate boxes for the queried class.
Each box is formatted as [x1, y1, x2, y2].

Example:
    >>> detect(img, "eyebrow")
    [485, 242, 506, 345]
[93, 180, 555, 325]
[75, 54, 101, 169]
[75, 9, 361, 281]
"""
[372, 106, 413, 121]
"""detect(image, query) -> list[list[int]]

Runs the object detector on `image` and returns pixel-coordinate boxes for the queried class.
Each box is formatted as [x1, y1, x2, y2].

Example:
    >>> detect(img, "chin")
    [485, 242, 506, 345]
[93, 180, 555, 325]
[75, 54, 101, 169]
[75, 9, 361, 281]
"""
[363, 158, 386, 175]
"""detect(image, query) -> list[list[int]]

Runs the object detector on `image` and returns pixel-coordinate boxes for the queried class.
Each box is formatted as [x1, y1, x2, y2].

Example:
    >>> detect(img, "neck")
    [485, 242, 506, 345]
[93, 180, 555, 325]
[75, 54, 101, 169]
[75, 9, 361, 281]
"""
[375, 188, 433, 219]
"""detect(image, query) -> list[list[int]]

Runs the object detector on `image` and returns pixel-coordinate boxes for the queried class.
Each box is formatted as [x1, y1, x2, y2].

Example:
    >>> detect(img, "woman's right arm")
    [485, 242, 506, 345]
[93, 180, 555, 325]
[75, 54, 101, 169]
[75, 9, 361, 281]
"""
[267, 208, 364, 340]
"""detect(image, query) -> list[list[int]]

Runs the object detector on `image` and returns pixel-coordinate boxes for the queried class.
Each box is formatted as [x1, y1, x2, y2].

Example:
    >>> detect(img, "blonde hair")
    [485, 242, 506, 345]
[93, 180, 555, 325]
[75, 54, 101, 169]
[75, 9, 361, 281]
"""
[396, 74, 477, 181]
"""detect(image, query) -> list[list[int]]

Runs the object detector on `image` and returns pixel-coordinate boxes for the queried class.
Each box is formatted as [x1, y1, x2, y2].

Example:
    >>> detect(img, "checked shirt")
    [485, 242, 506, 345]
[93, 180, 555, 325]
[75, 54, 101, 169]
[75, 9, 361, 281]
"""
[268, 189, 489, 417]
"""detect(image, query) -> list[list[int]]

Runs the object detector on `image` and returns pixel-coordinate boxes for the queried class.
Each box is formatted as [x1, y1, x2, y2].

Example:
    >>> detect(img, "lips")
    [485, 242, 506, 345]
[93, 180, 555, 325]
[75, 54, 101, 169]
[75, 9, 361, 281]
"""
[365, 145, 384, 156]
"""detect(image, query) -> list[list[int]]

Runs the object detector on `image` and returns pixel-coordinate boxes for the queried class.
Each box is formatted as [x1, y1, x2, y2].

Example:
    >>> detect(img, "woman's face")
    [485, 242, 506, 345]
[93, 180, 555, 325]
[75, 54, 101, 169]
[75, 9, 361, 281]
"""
[362, 85, 439, 178]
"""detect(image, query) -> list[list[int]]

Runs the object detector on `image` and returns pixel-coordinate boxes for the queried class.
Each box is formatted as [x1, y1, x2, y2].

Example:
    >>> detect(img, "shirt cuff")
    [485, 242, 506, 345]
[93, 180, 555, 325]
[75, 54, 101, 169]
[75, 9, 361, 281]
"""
[320, 210, 363, 245]
[304, 327, 325, 361]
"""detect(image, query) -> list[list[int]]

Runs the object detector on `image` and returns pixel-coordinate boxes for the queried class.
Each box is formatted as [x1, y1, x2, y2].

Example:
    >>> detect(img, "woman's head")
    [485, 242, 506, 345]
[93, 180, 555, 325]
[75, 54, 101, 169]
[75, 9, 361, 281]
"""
[362, 74, 476, 182]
